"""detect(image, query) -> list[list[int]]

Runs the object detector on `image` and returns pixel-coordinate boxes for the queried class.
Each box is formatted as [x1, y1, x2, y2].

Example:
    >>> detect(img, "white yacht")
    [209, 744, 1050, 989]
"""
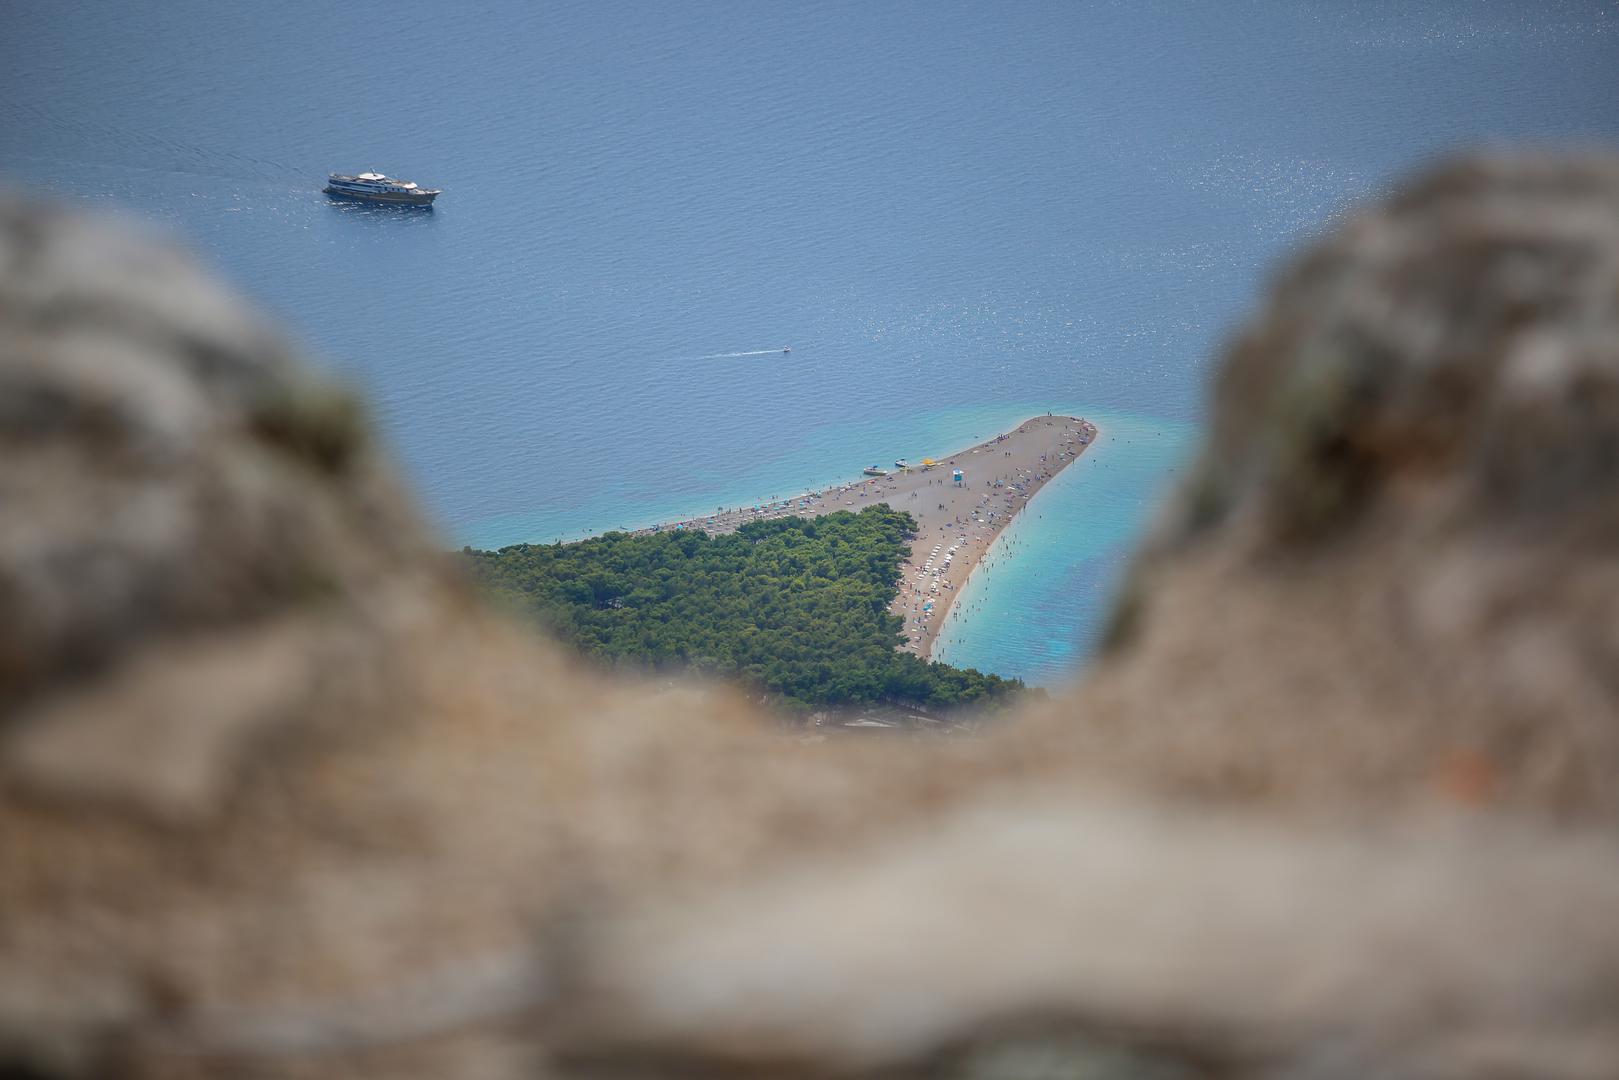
[324, 171, 440, 206]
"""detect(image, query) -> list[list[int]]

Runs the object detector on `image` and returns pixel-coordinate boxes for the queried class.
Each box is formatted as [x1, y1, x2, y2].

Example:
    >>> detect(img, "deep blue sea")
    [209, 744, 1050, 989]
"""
[5, 1, 1615, 685]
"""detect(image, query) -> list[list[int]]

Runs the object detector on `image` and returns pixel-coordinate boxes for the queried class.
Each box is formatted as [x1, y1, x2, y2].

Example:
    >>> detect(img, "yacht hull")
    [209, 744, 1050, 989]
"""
[323, 186, 438, 206]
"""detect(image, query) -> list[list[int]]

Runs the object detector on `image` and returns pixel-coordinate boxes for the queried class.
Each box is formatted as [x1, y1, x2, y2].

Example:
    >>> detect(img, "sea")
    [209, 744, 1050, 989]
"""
[5, 1, 1615, 686]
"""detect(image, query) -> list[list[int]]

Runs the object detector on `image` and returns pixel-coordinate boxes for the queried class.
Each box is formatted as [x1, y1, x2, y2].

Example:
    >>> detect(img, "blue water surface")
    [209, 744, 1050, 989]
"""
[4, 0, 1615, 683]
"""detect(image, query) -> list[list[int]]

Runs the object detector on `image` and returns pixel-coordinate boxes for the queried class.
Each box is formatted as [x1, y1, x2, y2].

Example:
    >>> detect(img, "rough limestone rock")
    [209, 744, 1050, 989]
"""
[1, 156, 1617, 1080]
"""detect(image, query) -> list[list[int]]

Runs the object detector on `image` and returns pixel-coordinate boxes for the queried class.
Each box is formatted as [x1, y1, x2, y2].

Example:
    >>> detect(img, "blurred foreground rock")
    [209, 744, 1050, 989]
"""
[1, 156, 1617, 1080]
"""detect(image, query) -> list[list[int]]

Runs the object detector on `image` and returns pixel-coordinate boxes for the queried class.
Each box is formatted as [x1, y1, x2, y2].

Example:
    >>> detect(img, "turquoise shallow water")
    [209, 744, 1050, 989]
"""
[933, 411, 1197, 686]
[4, 1, 1615, 684]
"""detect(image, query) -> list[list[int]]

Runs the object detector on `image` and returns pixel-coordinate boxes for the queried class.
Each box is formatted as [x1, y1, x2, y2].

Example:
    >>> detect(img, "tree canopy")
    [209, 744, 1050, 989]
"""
[465, 507, 1023, 711]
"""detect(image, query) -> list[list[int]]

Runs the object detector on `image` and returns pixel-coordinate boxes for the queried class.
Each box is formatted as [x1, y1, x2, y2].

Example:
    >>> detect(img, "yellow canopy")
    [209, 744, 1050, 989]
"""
[922, 458, 936, 466]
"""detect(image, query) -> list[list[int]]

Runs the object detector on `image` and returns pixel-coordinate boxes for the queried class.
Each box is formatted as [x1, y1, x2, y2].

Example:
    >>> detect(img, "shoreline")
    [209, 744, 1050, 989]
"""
[637, 414, 1098, 662]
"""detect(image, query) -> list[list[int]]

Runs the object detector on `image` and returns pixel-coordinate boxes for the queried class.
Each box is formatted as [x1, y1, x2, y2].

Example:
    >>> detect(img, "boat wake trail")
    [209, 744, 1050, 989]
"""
[654, 347, 792, 363]
[647, 348, 793, 365]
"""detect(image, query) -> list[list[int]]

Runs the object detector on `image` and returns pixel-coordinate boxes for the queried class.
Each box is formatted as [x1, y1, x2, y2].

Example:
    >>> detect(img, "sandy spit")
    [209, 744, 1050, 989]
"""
[640, 415, 1099, 662]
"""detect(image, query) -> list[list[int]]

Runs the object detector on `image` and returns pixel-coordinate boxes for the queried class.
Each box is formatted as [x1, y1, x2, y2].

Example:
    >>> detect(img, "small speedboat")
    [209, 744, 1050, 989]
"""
[782, 346, 792, 353]
[895, 459, 910, 469]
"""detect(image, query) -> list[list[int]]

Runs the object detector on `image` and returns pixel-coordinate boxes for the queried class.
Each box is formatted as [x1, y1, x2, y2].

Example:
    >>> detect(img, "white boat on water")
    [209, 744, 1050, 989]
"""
[324, 171, 441, 206]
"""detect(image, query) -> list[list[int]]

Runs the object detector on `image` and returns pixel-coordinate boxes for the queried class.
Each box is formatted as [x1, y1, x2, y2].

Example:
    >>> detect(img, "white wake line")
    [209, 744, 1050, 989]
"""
[661, 349, 784, 362]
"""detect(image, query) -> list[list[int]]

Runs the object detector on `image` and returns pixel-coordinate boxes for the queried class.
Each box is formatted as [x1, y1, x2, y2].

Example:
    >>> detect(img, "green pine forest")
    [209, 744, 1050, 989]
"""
[464, 507, 1024, 711]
